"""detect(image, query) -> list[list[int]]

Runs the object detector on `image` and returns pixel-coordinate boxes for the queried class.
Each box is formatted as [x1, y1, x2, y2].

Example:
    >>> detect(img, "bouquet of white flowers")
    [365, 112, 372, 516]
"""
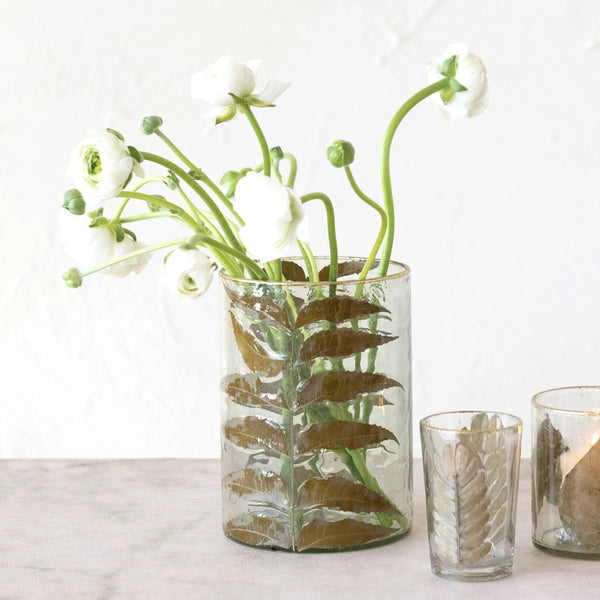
[61, 43, 487, 295]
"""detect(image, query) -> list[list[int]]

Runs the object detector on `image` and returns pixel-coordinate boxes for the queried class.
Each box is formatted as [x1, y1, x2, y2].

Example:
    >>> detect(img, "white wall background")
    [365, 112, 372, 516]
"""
[1, 0, 599, 458]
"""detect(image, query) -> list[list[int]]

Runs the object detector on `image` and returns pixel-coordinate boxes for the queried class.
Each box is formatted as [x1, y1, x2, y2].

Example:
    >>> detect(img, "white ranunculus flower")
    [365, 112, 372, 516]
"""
[425, 43, 488, 120]
[59, 212, 149, 277]
[235, 172, 309, 263]
[190, 56, 289, 124]
[67, 129, 143, 205]
[162, 247, 214, 298]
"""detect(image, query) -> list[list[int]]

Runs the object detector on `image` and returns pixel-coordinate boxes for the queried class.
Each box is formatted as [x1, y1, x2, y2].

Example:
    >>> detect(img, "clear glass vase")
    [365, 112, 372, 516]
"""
[532, 386, 600, 559]
[219, 257, 412, 551]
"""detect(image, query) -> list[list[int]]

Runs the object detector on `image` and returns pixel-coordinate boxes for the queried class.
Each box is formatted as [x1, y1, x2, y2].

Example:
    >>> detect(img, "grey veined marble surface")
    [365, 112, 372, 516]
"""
[1, 459, 599, 599]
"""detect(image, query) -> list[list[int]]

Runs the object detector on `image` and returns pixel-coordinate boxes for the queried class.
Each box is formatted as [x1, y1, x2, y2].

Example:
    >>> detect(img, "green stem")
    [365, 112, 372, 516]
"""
[154, 129, 196, 171]
[238, 104, 271, 177]
[176, 186, 205, 228]
[201, 176, 244, 225]
[301, 192, 338, 283]
[116, 191, 199, 232]
[154, 127, 244, 225]
[112, 176, 167, 222]
[378, 77, 449, 276]
[298, 241, 319, 283]
[176, 185, 225, 242]
[188, 234, 266, 280]
[80, 237, 188, 278]
[343, 166, 387, 295]
[283, 153, 298, 187]
[175, 188, 240, 276]
[142, 152, 241, 251]
[270, 259, 283, 281]
[119, 212, 184, 224]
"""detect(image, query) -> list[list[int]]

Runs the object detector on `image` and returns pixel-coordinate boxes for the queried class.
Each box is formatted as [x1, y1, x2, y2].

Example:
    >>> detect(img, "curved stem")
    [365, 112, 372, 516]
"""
[116, 191, 199, 232]
[176, 185, 222, 239]
[112, 176, 167, 222]
[142, 152, 241, 250]
[238, 104, 271, 177]
[175, 186, 241, 275]
[154, 129, 196, 171]
[119, 212, 184, 224]
[378, 77, 449, 276]
[298, 241, 318, 283]
[153, 127, 244, 225]
[301, 192, 338, 283]
[188, 234, 266, 280]
[343, 166, 387, 288]
[283, 153, 298, 187]
[201, 176, 244, 225]
[80, 237, 188, 278]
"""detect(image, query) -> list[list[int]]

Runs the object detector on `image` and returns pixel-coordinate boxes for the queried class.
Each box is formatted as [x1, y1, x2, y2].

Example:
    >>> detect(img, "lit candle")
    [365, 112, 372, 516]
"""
[560, 429, 600, 478]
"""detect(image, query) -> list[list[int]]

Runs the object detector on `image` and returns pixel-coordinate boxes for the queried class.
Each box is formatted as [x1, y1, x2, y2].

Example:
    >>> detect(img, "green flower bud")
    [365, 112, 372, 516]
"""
[165, 170, 179, 190]
[327, 140, 355, 168]
[62, 189, 86, 215]
[270, 146, 284, 161]
[63, 268, 82, 288]
[141, 115, 163, 135]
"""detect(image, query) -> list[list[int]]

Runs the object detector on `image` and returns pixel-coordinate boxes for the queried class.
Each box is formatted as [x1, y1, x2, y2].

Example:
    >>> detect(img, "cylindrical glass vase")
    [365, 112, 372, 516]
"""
[219, 257, 412, 551]
[532, 386, 600, 558]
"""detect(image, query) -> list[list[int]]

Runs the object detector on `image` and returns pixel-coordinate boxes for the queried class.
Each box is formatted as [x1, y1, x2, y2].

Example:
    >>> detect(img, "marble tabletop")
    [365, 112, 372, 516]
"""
[1, 459, 598, 599]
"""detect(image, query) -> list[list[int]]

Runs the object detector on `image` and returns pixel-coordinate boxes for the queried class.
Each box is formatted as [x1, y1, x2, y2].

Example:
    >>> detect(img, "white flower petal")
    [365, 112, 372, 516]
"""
[59, 212, 148, 277]
[235, 173, 306, 262]
[255, 79, 290, 105]
[190, 56, 256, 107]
[162, 247, 213, 298]
[425, 43, 488, 120]
[66, 129, 136, 204]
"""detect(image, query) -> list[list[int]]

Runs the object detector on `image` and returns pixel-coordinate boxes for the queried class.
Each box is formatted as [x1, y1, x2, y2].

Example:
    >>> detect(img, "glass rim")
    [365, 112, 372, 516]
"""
[219, 256, 410, 287]
[531, 386, 600, 415]
[419, 410, 523, 433]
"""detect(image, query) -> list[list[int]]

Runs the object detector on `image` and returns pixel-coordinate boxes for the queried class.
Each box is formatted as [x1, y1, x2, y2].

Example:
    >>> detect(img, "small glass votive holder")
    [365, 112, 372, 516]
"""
[532, 386, 600, 558]
[420, 411, 522, 581]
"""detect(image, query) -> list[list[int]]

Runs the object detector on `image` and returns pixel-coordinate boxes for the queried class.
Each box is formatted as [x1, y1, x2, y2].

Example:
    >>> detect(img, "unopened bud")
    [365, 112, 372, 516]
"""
[141, 115, 163, 135]
[62, 189, 86, 215]
[165, 171, 179, 190]
[327, 140, 355, 168]
[63, 268, 82, 288]
[270, 146, 284, 161]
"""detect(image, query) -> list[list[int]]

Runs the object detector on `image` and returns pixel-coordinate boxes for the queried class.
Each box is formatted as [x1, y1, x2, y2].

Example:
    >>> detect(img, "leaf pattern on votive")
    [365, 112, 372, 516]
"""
[535, 415, 568, 510]
[559, 437, 600, 547]
[432, 442, 491, 566]
[466, 413, 509, 547]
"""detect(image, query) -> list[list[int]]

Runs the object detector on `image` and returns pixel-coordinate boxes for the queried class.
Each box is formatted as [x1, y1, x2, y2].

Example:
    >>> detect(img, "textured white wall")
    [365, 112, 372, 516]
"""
[1, 0, 599, 458]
